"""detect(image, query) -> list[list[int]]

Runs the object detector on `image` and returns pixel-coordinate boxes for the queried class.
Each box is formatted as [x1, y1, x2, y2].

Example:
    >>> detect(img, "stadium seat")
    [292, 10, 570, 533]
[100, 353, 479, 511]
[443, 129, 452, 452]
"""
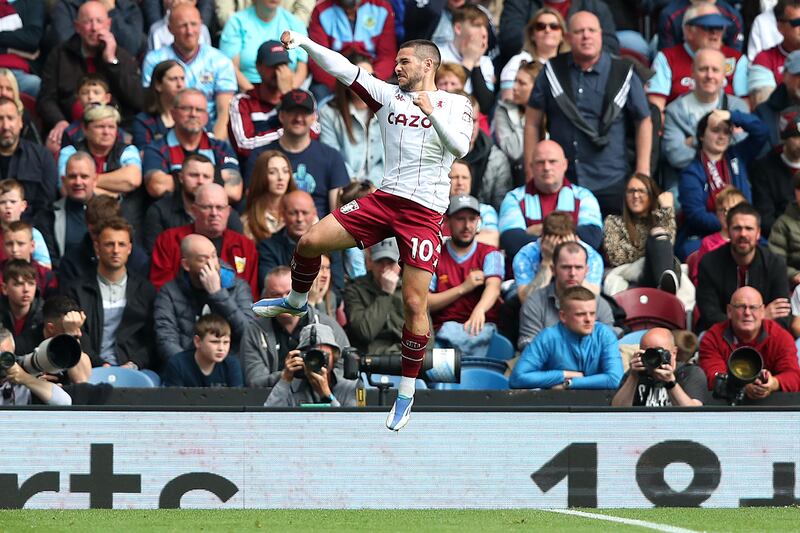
[613, 287, 687, 331]
[460, 357, 508, 373]
[486, 331, 515, 361]
[140, 369, 162, 386]
[88, 367, 157, 387]
[435, 367, 509, 390]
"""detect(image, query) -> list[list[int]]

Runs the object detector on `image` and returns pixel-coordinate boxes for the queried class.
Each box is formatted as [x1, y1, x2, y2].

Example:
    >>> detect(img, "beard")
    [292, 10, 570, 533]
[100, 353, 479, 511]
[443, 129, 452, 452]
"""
[451, 235, 474, 248]
[398, 69, 423, 91]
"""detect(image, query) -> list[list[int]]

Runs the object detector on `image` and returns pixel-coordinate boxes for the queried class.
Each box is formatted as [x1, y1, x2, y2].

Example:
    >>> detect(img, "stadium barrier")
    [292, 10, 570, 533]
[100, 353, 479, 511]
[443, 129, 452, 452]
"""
[1, 407, 798, 509]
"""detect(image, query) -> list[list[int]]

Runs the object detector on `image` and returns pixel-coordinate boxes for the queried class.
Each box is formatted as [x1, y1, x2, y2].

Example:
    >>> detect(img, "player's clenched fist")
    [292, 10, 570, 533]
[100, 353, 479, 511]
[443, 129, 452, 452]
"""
[412, 92, 433, 116]
[280, 30, 298, 49]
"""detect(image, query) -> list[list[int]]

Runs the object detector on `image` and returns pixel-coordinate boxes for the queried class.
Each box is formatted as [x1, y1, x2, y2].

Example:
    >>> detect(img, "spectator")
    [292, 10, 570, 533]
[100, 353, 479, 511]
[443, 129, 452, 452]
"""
[39, 1, 143, 141]
[143, 4, 237, 140]
[143, 88, 243, 203]
[153, 233, 254, 363]
[0, 179, 51, 268]
[0, 69, 42, 144]
[318, 51, 385, 185]
[444, 159, 499, 247]
[494, 61, 541, 176]
[690, 185, 747, 284]
[0, 260, 43, 355]
[54, 75, 115, 154]
[258, 190, 345, 297]
[439, 5, 495, 114]
[699, 286, 800, 396]
[658, 0, 744, 53]
[220, 1, 308, 93]
[755, 50, 800, 150]
[264, 322, 358, 406]
[240, 265, 348, 387]
[150, 183, 259, 296]
[0, 0, 44, 99]
[768, 173, 800, 287]
[32, 151, 98, 269]
[132, 60, 186, 150]
[0, 98, 58, 218]
[525, 11, 652, 216]
[307, 0, 397, 95]
[498, 0, 619, 70]
[661, 48, 750, 188]
[143, 154, 244, 253]
[161, 313, 243, 387]
[696, 203, 791, 331]
[244, 89, 349, 219]
[611, 327, 706, 406]
[513, 211, 603, 301]
[462, 92, 511, 212]
[747, 2, 783, 61]
[499, 140, 602, 260]
[509, 285, 622, 390]
[436, 64, 490, 135]
[308, 253, 338, 319]
[240, 150, 296, 242]
[147, 0, 212, 53]
[56, 193, 151, 287]
[676, 109, 768, 258]
[343, 238, 406, 354]
[50, 0, 144, 56]
[0, 328, 72, 406]
[405, 0, 497, 52]
[0, 222, 57, 299]
[753, 106, 800, 236]
[428, 196, 503, 356]
[65, 217, 156, 371]
[749, 0, 800, 107]
[498, 7, 568, 102]
[143, 0, 215, 29]
[228, 41, 293, 165]
[39, 295, 93, 384]
[649, 3, 748, 111]
[603, 174, 682, 296]
[518, 240, 615, 350]
[57, 105, 145, 237]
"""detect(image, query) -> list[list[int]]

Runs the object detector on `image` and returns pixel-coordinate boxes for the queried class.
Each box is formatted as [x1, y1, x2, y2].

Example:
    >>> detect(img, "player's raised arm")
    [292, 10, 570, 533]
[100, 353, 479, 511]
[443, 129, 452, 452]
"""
[413, 92, 472, 158]
[281, 31, 360, 87]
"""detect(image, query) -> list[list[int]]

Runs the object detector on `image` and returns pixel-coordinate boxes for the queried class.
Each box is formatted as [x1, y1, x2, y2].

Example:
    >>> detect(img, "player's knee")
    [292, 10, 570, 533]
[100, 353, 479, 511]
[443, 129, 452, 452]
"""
[403, 293, 426, 319]
[296, 232, 319, 256]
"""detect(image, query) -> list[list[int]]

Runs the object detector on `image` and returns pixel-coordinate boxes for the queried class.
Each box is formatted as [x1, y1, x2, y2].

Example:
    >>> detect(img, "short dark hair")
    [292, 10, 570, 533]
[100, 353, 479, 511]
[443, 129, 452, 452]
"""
[77, 73, 110, 93]
[94, 217, 133, 242]
[560, 285, 596, 305]
[726, 202, 761, 229]
[43, 295, 82, 324]
[195, 313, 231, 339]
[543, 211, 576, 237]
[85, 195, 121, 230]
[399, 39, 441, 70]
[3, 259, 35, 284]
[6, 219, 32, 237]
[553, 241, 586, 266]
[452, 4, 489, 27]
[0, 179, 24, 198]
[775, 0, 800, 20]
[182, 153, 213, 168]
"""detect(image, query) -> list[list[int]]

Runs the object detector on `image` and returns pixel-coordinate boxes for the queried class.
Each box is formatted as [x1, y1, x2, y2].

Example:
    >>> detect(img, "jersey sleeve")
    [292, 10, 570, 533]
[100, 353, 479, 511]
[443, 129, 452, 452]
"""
[645, 51, 671, 96]
[482, 250, 505, 279]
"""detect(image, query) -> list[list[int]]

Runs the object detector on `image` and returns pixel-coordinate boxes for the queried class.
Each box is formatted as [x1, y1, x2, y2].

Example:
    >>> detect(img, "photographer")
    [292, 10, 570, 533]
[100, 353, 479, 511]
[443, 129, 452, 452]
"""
[264, 323, 358, 407]
[0, 328, 71, 406]
[612, 328, 706, 406]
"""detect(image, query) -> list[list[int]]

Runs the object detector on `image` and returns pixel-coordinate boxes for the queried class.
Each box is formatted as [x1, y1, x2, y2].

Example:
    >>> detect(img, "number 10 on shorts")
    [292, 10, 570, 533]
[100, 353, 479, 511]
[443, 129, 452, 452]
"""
[410, 237, 435, 262]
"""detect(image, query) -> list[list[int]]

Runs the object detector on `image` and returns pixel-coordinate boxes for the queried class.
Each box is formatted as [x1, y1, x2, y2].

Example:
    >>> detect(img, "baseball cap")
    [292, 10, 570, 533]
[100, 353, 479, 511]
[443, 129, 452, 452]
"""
[297, 323, 341, 352]
[780, 106, 800, 139]
[280, 89, 316, 113]
[785, 50, 800, 75]
[447, 194, 481, 216]
[685, 13, 732, 29]
[370, 238, 400, 263]
[256, 40, 290, 67]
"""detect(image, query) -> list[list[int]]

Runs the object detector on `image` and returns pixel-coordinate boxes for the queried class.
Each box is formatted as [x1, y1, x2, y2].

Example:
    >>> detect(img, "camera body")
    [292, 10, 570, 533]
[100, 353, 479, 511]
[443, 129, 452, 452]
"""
[712, 347, 764, 405]
[300, 347, 328, 376]
[641, 347, 671, 373]
[0, 351, 15, 377]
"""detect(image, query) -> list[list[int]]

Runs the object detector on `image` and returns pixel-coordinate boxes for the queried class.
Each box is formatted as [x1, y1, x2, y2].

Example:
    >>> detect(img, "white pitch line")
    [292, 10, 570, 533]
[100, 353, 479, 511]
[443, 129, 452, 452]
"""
[545, 509, 703, 533]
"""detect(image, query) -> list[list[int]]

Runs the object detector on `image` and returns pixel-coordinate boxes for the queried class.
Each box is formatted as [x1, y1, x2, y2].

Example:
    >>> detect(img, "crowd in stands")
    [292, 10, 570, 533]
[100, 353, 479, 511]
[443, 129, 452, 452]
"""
[3, 0, 800, 407]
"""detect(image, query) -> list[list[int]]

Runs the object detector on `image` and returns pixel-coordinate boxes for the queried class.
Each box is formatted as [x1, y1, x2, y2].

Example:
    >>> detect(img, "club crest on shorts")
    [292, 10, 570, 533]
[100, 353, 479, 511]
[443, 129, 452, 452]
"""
[340, 200, 360, 214]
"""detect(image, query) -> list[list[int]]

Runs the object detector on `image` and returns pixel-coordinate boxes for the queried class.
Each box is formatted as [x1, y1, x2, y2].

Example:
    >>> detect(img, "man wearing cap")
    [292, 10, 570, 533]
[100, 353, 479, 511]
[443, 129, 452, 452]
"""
[753, 106, 800, 237]
[658, 0, 744, 53]
[648, 2, 749, 112]
[344, 238, 407, 355]
[756, 50, 800, 150]
[228, 41, 294, 165]
[244, 89, 349, 219]
[748, 0, 800, 107]
[142, 3, 237, 140]
[264, 322, 359, 407]
[428, 195, 504, 352]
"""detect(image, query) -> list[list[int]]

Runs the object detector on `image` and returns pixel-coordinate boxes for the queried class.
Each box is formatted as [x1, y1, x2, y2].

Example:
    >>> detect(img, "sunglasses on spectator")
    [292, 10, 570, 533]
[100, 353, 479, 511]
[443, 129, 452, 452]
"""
[535, 22, 561, 31]
[780, 17, 800, 26]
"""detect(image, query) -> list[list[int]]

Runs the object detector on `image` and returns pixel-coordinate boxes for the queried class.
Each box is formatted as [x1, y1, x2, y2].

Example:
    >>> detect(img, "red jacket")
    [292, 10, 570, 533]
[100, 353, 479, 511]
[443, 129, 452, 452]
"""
[150, 225, 259, 298]
[699, 319, 800, 392]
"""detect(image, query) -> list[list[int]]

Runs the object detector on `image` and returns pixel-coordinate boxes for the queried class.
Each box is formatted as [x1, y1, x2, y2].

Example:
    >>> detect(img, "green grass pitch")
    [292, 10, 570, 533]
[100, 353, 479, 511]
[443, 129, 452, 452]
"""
[1, 508, 800, 532]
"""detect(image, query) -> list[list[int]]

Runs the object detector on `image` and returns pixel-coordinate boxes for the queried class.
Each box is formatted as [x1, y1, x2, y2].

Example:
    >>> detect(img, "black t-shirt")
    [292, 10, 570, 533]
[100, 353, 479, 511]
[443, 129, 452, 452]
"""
[272, 316, 306, 368]
[627, 364, 708, 406]
[0, 154, 10, 179]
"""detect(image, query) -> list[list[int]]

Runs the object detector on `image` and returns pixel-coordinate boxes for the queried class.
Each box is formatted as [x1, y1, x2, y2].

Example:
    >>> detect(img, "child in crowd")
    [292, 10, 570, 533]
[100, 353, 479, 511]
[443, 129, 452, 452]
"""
[49, 74, 114, 155]
[0, 221, 57, 298]
[161, 314, 244, 388]
[0, 259, 43, 355]
[689, 186, 747, 284]
[0, 179, 51, 269]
